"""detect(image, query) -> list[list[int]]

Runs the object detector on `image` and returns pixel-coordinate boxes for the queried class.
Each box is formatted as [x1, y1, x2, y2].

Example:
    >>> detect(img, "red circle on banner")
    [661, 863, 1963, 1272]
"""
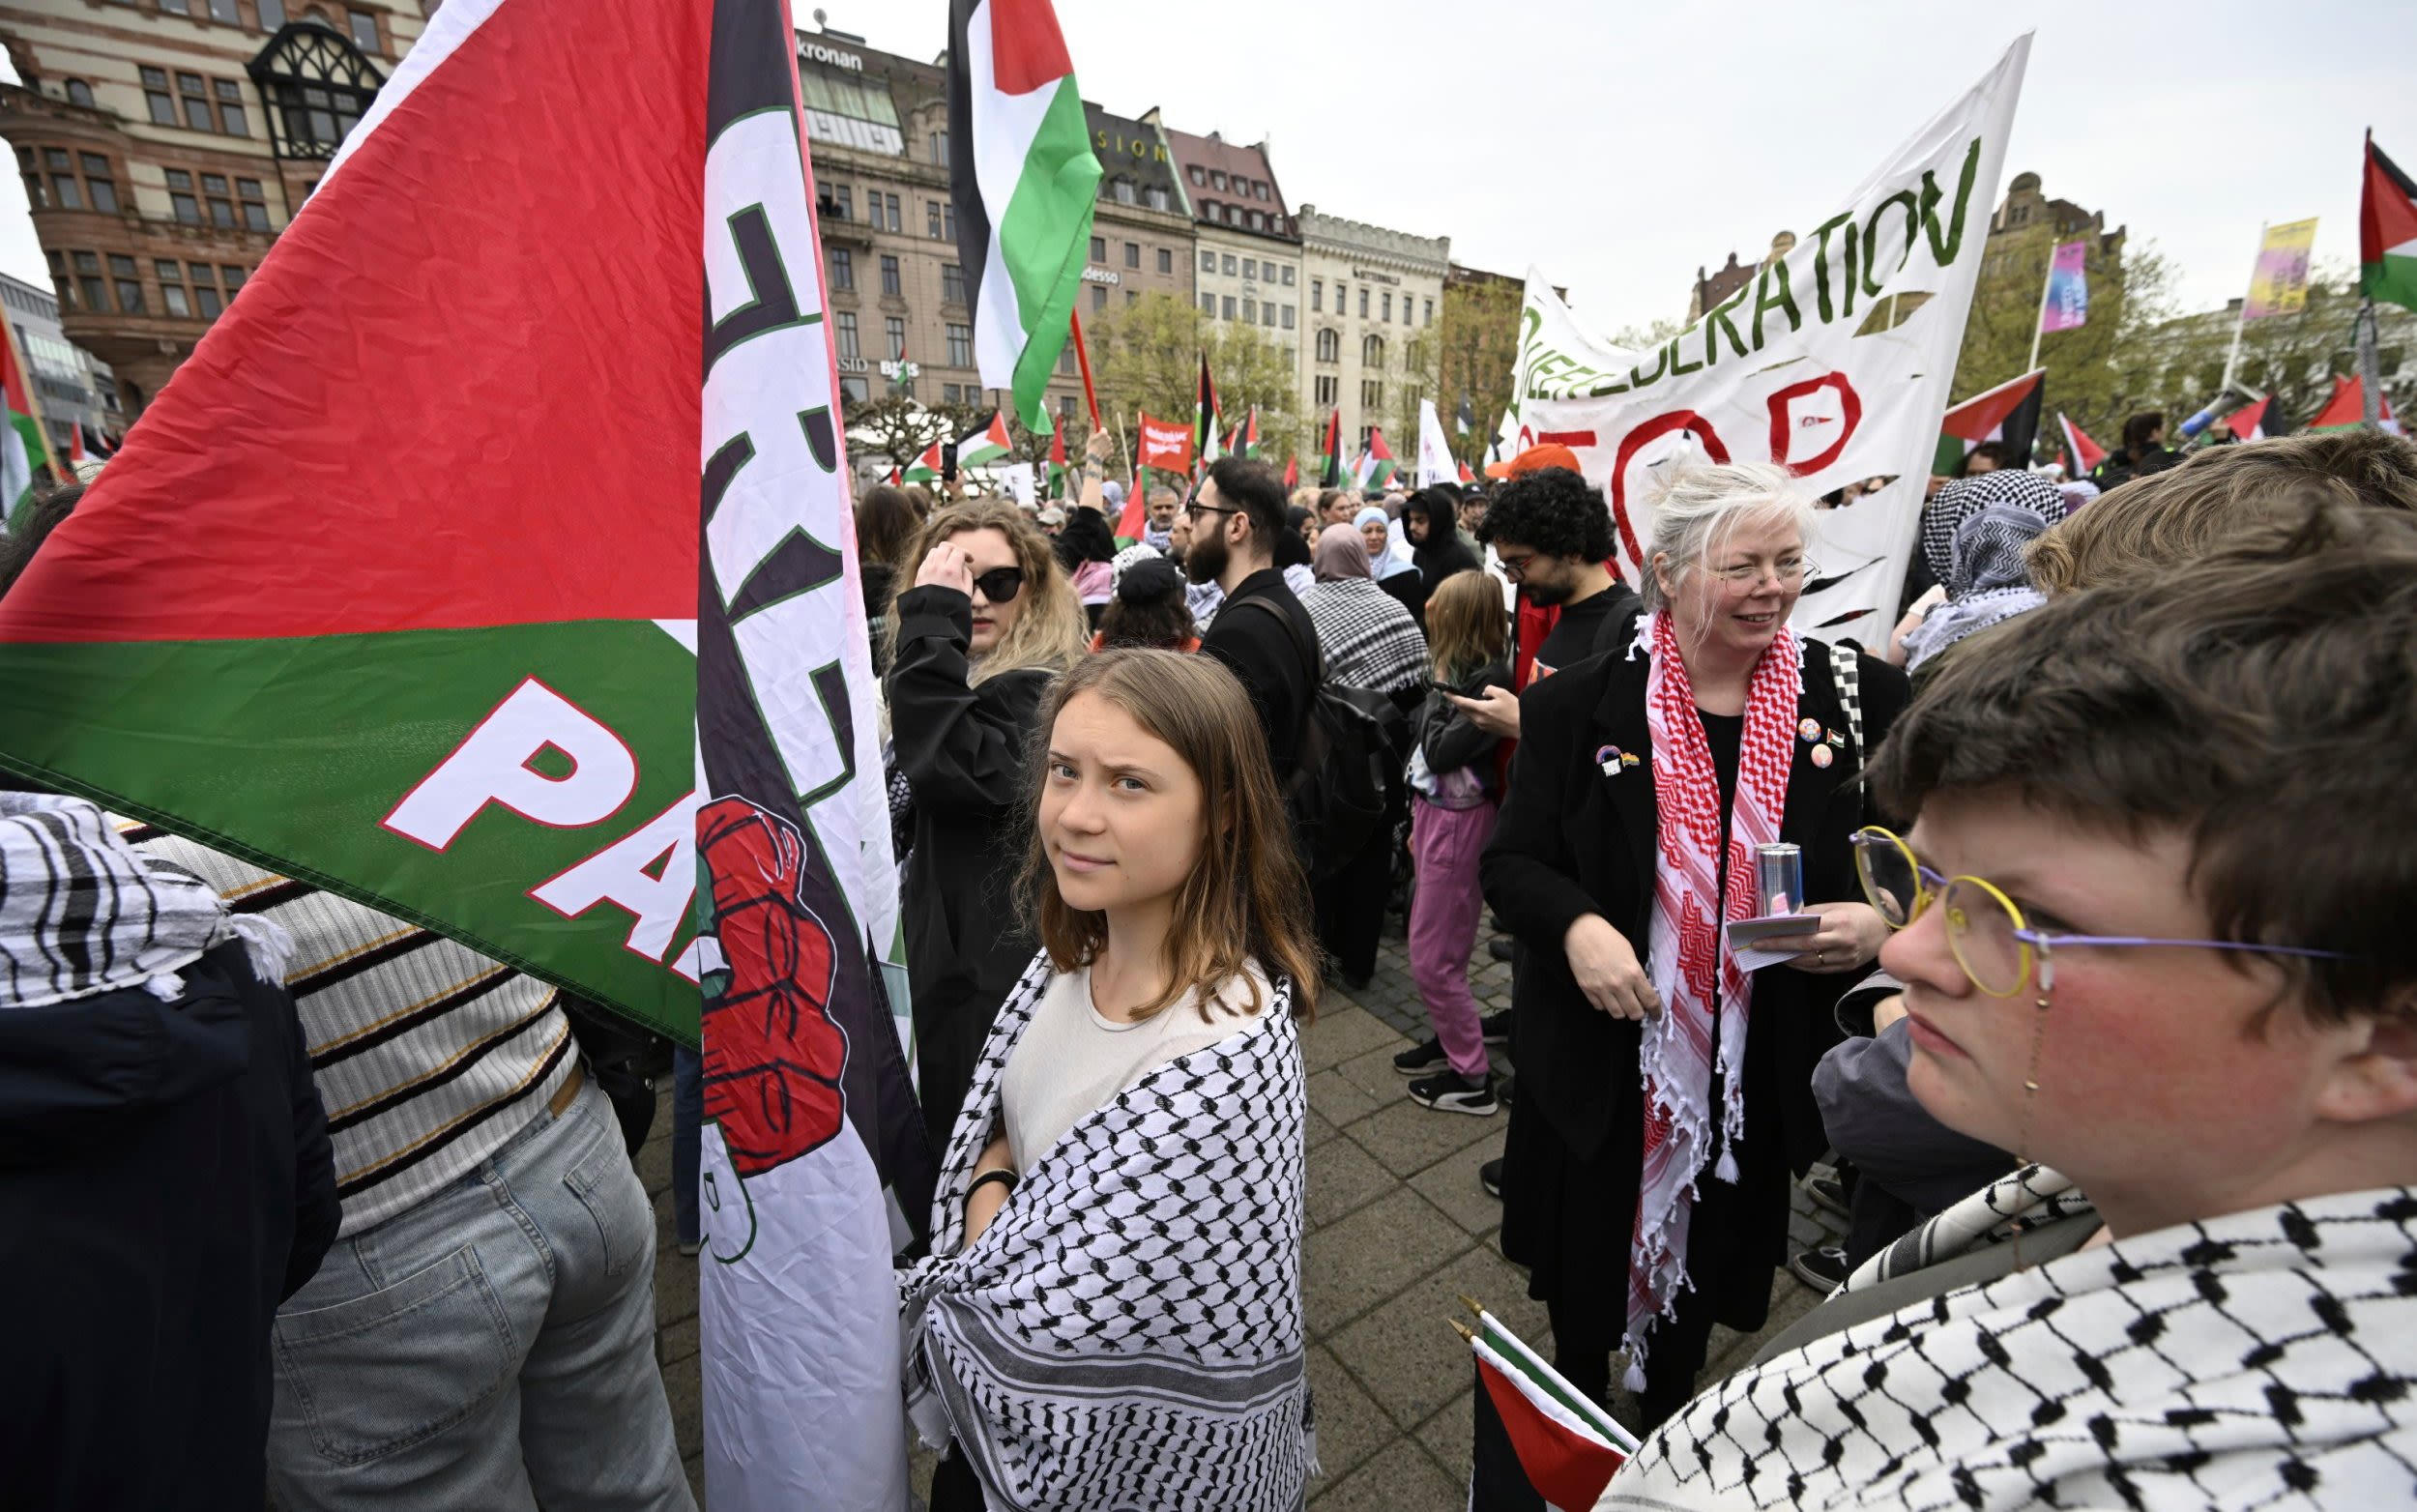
[1609, 411, 1729, 569]
[1765, 371, 1864, 477]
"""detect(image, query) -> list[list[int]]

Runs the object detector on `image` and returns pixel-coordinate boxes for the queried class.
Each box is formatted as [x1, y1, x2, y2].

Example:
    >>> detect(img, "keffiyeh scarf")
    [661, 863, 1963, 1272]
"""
[1902, 503, 2051, 671]
[898, 954, 1313, 1512]
[1604, 1167, 2417, 1510]
[1629, 610, 1801, 1386]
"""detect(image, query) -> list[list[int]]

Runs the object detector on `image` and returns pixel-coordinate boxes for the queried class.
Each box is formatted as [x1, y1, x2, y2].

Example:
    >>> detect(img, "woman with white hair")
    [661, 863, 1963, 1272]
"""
[1480, 462, 1912, 1430]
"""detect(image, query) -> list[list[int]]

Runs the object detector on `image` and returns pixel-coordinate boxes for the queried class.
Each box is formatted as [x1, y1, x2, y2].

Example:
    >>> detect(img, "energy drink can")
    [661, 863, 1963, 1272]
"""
[1756, 843, 1803, 917]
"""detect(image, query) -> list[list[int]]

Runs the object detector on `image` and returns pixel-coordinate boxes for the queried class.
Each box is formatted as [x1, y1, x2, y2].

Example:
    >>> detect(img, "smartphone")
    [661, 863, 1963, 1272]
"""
[941, 441, 959, 483]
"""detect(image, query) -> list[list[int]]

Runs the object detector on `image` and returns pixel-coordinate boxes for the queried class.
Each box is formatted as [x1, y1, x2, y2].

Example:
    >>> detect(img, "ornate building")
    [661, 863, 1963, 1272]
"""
[0, 0, 423, 413]
[1296, 206, 1446, 453]
[1162, 126, 1298, 363]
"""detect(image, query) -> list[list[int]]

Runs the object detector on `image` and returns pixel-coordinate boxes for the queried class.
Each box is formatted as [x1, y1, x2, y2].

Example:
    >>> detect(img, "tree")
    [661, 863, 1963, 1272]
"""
[1386, 326, 1441, 463]
[1946, 227, 2179, 455]
[1090, 291, 1303, 470]
[1438, 277, 1522, 461]
[846, 393, 953, 471]
[2133, 264, 2400, 432]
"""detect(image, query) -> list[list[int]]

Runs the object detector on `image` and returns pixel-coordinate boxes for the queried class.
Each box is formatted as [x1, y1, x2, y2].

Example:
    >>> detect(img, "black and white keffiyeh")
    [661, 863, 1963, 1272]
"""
[898, 954, 1313, 1512]
[1300, 578, 1427, 696]
[1902, 503, 2052, 671]
[1920, 470, 2065, 589]
[1601, 1166, 2417, 1510]
[0, 793, 286, 1008]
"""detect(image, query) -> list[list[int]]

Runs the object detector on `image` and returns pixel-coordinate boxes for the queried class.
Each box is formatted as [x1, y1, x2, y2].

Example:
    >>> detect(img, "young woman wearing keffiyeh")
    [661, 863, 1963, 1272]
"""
[1603, 500, 2417, 1509]
[1478, 462, 1909, 1431]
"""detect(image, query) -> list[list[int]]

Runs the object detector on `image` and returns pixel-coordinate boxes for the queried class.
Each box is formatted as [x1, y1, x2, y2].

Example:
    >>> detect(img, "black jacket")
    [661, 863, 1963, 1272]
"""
[1480, 640, 1909, 1165]
[889, 584, 1057, 1154]
[1413, 659, 1513, 803]
[0, 941, 337, 1512]
[1200, 567, 1319, 782]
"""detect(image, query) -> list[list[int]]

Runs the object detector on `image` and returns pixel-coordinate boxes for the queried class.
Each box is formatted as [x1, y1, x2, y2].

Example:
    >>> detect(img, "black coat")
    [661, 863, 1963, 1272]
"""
[889, 584, 1057, 1155]
[1480, 640, 1909, 1168]
[0, 941, 337, 1511]
[1199, 567, 1318, 783]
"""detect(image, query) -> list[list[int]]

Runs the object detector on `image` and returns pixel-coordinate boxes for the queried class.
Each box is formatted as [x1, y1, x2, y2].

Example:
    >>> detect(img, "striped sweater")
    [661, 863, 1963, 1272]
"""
[127, 823, 575, 1236]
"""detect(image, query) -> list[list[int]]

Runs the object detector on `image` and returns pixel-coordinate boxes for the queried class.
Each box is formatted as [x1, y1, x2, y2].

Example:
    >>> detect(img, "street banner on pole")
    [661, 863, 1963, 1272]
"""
[2244, 218, 2319, 319]
[2040, 239, 2089, 333]
[1513, 36, 2032, 635]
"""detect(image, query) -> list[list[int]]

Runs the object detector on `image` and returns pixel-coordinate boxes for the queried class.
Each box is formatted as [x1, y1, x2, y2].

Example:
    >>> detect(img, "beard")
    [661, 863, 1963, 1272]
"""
[1185, 525, 1227, 584]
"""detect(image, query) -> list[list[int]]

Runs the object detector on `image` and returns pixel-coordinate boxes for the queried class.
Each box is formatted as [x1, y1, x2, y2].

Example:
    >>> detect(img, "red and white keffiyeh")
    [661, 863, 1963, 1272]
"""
[1625, 609, 1801, 1387]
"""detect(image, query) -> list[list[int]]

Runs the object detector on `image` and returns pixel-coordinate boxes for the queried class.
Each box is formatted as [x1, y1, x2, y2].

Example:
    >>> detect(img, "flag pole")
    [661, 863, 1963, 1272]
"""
[2359, 131, 2387, 432]
[2222, 221, 2264, 395]
[1067, 307, 1103, 431]
[2024, 235, 2055, 374]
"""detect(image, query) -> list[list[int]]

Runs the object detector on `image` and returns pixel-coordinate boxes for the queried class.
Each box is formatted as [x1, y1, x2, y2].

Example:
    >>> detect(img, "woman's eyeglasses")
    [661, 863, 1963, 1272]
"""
[1851, 825, 2353, 999]
[970, 566, 1025, 604]
[1708, 557, 1818, 586]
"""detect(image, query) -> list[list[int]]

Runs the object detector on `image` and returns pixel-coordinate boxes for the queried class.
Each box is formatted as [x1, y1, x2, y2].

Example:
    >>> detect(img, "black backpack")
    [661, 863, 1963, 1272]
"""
[1224, 597, 1402, 883]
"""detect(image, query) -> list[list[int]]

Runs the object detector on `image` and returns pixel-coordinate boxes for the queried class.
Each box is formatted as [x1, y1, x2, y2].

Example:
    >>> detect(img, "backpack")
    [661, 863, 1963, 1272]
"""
[1224, 597, 1404, 883]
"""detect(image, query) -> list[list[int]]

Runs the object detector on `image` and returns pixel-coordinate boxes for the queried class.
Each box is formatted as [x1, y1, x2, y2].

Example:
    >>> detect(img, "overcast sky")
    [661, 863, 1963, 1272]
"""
[4, 1, 2409, 336]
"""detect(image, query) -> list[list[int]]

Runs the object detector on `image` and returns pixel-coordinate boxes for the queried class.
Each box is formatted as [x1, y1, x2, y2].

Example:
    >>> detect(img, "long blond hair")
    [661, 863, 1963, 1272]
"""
[883, 499, 1086, 683]
[1425, 569, 1509, 683]
[1017, 651, 1320, 1024]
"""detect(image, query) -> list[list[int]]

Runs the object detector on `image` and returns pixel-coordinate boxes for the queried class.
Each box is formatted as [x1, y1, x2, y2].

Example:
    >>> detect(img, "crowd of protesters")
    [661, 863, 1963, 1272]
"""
[5, 412, 2415, 1511]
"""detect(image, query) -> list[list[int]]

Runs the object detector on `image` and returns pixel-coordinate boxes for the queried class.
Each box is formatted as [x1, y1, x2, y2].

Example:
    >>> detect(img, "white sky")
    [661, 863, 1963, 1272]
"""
[4, 2, 2409, 334]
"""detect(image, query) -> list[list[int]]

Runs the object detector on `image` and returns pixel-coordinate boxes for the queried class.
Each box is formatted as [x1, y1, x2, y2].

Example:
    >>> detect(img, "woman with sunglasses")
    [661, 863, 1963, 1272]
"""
[888, 498, 1088, 1157]
[1602, 501, 2417, 1510]
[1479, 461, 1910, 1432]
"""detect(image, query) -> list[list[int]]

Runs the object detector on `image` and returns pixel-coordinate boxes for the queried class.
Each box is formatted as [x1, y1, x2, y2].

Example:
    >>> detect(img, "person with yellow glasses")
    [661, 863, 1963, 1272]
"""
[1602, 498, 2417, 1509]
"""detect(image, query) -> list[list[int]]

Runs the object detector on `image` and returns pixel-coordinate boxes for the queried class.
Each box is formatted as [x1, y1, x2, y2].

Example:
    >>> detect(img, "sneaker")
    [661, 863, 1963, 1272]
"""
[1479, 1157, 1503, 1199]
[1409, 1070, 1498, 1116]
[1392, 1037, 1450, 1076]
[1791, 1243, 1849, 1293]
[1480, 1009, 1513, 1046]
[1487, 937, 1517, 963]
[1803, 1174, 1850, 1219]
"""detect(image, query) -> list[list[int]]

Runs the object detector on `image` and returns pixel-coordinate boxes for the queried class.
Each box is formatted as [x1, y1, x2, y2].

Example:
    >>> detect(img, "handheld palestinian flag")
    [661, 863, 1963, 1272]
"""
[1320, 406, 1343, 487]
[2056, 412, 2106, 479]
[1046, 422, 1067, 498]
[903, 436, 944, 482]
[1282, 455, 1297, 489]
[957, 409, 1013, 468]
[2308, 373, 2401, 433]
[1458, 458, 1475, 484]
[0, 320, 56, 530]
[2362, 133, 2417, 316]
[1935, 367, 2043, 475]
[1231, 404, 1259, 459]
[1354, 426, 1397, 488]
[1116, 455, 1147, 539]
[2221, 393, 2286, 443]
[1193, 353, 1221, 457]
[0, 0, 929, 1504]
[1456, 393, 1477, 437]
[1463, 1303, 1639, 1512]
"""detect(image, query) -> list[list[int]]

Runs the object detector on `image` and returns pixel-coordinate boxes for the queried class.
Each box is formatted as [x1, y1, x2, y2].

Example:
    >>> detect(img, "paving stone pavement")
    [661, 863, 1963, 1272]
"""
[638, 918, 1848, 1509]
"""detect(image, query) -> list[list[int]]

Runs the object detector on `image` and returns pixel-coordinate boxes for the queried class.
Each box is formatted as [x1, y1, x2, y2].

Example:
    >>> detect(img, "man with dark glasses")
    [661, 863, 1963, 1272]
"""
[1190, 457, 1317, 784]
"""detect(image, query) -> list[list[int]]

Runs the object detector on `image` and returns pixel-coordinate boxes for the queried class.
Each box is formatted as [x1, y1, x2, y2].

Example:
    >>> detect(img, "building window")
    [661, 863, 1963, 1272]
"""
[1316, 328, 1338, 363]
[839, 375, 869, 404]
[1112, 178, 1135, 205]
[109, 255, 144, 312]
[1122, 241, 1138, 269]
[191, 263, 222, 318]
[209, 80, 248, 136]
[1358, 287, 1370, 318]
[1240, 297, 1256, 323]
[942, 262, 965, 304]
[830, 184, 853, 220]
[927, 199, 943, 239]
[1315, 373, 1336, 406]
[942, 383, 962, 405]
[1335, 282, 1347, 313]
[1187, 165, 1205, 186]
[160, 0, 189, 12]
[1281, 304, 1295, 330]
[879, 254, 900, 296]
[348, 9, 379, 52]
[1210, 170, 1227, 190]
[1242, 258, 1256, 280]
[1382, 292, 1391, 322]
[1090, 283, 1106, 311]
[1423, 298, 1434, 326]
[1222, 253, 1237, 276]
[177, 73, 216, 131]
[1282, 265, 1295, 286]
[885, 193, 901, 232]
[1262, 302, 1275, 328]
[1060, 393, 1077, 422]
[1362, 379, 1383, 409]
[930, 129, 947, 162]
[1363, 334, 1385, 366]
[202, 173, 236, 227]
[164, 169, 202, 223]
[830, 246, 853, 291]
[41, 149, 82, 211]
[942, 205, 954, 242]
[211, 0, 242, 26]
[884, 315, 905, 358]
[73, 251, 107, 312]
[220, 264, 246, 300]
[946, 323, 972, 366]
[1311, 279, 1322, 312]
[254, 27, 380, 159]
[834, 310, 859, 359]
[142, 68, 177, 126]
[1247, 210, 1264, 231]
[66, 79, 95, 108]
[1200, 249, 1213, 272]
[1058, 343, 1075, 374]
[237, 178, 270, 230]
[1124, 288, 1137, 305]
[1221, 295, 1236, 321]
[1201, 292, 1215, 316]
[1090, 235, 1105, 263]
[1156, 247, 1171, 275]
[257, 0, 285, 25]
[157, 259, 191, 318]
[1146, 186, 1168, 212]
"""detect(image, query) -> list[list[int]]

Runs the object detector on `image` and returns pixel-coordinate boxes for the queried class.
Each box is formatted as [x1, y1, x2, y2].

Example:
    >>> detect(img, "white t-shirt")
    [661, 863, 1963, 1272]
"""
[1001, 958, 1270, 1176]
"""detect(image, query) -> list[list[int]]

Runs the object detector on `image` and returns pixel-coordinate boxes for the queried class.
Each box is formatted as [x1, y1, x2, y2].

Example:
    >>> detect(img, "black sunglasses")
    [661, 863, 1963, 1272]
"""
[970, 566, 1025, 603]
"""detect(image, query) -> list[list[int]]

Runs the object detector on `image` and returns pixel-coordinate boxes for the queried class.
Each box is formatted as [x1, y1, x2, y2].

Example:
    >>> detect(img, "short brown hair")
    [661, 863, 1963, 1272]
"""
[1873, 499, 2417, 1022]
[2027, 429, 2417, 594]
[1018, 650, 1319, 1024]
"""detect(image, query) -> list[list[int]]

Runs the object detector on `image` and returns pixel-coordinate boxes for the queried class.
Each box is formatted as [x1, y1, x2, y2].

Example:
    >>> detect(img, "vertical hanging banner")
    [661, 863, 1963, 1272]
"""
[2040, 239, 2089, 333]
[2244, 218, 2319, 319]
[0, 0, 928, 1506]
[1505, 37, 2031, 635]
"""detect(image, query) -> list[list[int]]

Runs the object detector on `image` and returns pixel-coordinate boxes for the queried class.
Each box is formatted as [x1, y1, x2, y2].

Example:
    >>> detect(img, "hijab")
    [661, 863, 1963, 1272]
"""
[1312, 522, 1374, 582]
[1902, 504, 2049, 671]
[1352, 506, 1419, 582]
[1921, 470, 2064, 587]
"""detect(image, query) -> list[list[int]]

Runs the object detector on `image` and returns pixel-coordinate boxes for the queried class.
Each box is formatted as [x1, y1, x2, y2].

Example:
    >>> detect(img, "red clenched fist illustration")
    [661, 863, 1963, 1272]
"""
[698, 797, 846, 1176]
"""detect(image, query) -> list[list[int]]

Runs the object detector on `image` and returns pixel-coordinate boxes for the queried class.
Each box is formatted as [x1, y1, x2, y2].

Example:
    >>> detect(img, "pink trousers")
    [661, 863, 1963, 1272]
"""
[1408, 795, 1499, 1081]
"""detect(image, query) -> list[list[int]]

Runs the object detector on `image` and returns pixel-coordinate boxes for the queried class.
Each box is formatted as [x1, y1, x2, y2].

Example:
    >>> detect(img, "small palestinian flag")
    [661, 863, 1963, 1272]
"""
[1281, 455, 1297, 489]
[2307, 374, 2401, 433]
[903, 437, 944, 483]
[1456, 393, 1476, 437]
[957, 409, 1012, 469]
[1319, 406, 1343, 487]
[2056, 412, 2106, 479]
[947, 0, 1098, 432]
[887, 464, 902, 486]
[78, 422, 118, 460]
[1231, 404, 1259, 459]
[1465, 1305, 1637, 1512]
[2362, 133, 2417, 316]
[1116, 456, 1146, 539]
[1354, 427, 1397, 488]
[0, 322, 55, 530]
[1935, 367, 2044, 475]
[1458, 458, 1475, 484]
[1046, 423, 1067, 498]
[2221, 393, 2286, 443]
[1193, 354, 1221, 457]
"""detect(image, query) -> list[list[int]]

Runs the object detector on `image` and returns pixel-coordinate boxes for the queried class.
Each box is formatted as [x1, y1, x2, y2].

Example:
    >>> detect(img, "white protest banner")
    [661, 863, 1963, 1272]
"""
[1514, 36, 2030, 638]
[1416, 398, 1455, 487]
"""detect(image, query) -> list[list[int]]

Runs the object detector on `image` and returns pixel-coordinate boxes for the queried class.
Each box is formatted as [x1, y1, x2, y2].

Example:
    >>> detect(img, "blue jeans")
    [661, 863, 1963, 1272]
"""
[672, 1047, 702, 1246]
[265, 1074, 694, 1511]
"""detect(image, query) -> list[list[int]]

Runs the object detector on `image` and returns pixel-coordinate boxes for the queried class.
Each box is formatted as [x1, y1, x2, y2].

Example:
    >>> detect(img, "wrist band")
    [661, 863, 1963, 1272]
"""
[969, 1167, 1017, 1200]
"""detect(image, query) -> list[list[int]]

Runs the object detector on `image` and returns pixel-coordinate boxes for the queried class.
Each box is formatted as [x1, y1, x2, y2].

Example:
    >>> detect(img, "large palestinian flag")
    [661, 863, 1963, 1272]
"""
[1935, 367, 2043, 474]
[0, 0, 927, 1505]
[947, 0, 1097, 433]
[2362, 133, 2417, 316]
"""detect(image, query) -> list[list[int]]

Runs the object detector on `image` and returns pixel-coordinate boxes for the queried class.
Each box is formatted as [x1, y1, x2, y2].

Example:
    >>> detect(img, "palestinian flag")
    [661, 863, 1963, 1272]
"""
[947, 0, 1098, 432]
[957, 409, 1012, 468]
[903, 437, 944, 482]
[1466, 1306, 1638, 1512]
[0, 322, 55, 530]
[2056, 411, 2106, 479]
[1935, 367, 2043, 475]
[1046, 423, 1067, 498]
[1458, 458, 1475, 484]
[0, 2, 928, 1504]
[1116, 455, 1146, 539]
[1456, 393, 1476, 437]
[1319, 406, 1344, 487]
[1354, 426, 1397, 487]
[887, 464, 902, 486]
[77, 422, 118, 461]
[1193, 353, 1221, 457]
[2221, 393, 2286, 443]
[2362, 133, 2417, 316]
[1231, 404, 1259, 459]
[1282, 455, 1297, 489]
[2307, 374, 2401, 433]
